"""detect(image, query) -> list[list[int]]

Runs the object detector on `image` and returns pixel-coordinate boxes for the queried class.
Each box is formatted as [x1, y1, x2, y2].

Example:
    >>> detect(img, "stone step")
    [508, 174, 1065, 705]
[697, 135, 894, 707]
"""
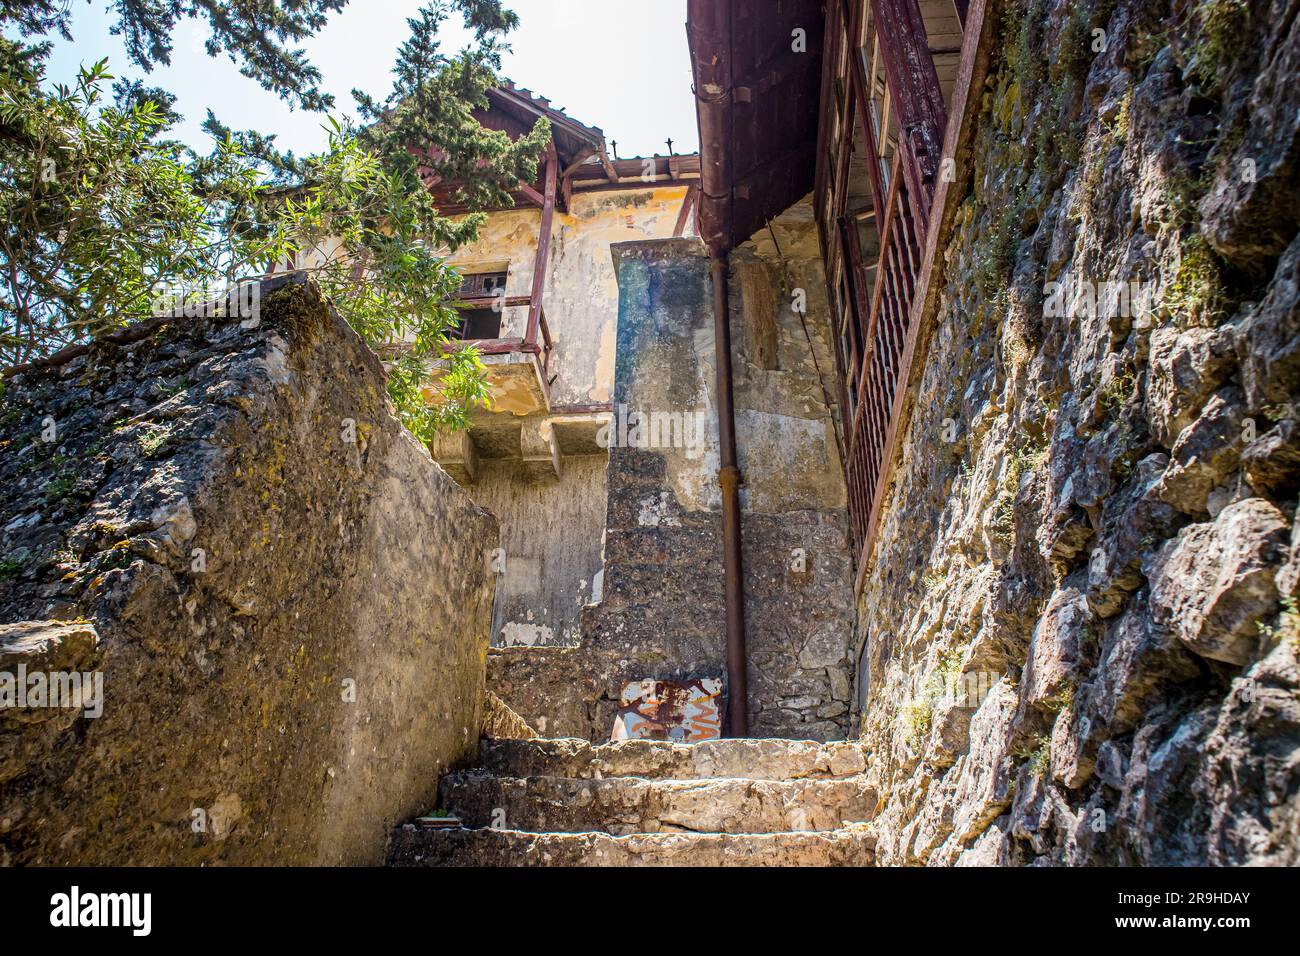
[479, 736, 869, 781]
[439, 771, 877, 835]
[387, 824, 876, 866]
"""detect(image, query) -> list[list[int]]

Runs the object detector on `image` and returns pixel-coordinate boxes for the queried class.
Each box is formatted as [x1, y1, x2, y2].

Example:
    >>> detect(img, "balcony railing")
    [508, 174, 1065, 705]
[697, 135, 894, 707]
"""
[845, 150, 922, 553]
[451, 294, 554, 406]
[818, 0, 988, 592]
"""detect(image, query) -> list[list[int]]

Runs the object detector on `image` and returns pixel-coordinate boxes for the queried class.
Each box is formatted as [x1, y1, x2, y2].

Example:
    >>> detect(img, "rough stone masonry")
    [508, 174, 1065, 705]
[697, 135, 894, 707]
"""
[857, 0, 1300, 865]
[0, 277, 498, 865]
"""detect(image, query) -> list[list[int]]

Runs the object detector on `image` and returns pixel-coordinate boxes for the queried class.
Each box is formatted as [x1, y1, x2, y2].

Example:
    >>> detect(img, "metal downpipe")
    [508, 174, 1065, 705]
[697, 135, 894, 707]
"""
[710, 250, 748, 737]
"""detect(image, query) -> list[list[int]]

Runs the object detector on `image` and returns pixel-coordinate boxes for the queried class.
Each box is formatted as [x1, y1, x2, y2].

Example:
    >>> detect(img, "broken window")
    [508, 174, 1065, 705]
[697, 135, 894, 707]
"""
[457, 270, 507, 299]
[455, 270, 508, 339]
[457, 307, 503, 340]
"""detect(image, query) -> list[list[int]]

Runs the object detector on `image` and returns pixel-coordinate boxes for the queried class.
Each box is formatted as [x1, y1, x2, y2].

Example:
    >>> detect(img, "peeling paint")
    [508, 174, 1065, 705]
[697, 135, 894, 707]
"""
[637, 492, 682, 527]
[441, 186, 692, 409]
[589, 319, 617, 403]
[499, 621, 554, 647]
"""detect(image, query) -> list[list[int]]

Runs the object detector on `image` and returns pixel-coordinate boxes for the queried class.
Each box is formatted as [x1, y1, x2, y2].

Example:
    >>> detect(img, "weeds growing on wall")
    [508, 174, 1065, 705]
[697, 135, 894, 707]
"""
[1189, 0, 1251, 90]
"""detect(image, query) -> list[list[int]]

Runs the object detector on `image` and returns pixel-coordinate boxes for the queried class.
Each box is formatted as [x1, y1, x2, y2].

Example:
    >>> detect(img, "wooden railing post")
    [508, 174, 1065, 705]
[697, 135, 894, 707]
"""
[869, 0, 948, 238]
[525, 141, 557, 349]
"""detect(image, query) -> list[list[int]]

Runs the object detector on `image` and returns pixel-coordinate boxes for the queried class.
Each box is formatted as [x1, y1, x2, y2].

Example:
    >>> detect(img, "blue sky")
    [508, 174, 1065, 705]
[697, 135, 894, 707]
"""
[28, 0, 699, 159]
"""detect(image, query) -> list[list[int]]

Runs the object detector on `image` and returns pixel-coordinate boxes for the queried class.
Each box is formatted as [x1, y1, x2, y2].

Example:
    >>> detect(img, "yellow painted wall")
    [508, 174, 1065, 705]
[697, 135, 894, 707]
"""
[445, 184, 692, 408]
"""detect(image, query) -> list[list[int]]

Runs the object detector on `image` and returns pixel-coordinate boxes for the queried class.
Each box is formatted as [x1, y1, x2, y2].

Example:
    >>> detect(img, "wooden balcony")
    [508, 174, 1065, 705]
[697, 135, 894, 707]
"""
[816, 0, 995, 593]
[445, 294, 555, 419]
[427, 296, 612, 485]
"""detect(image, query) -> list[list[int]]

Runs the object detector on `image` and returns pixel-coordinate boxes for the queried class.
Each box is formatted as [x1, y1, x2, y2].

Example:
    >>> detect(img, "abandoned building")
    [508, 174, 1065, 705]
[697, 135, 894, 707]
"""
[409, 77, 857, 745]
[400, 0, 1300, 866]
[1, 0, 1297, 868]
[425, 82, 705, 661]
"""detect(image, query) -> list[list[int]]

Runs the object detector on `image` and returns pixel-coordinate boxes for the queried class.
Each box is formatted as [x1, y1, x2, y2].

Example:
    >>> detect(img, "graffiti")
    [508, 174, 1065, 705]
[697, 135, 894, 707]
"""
[611, 678, 723, 742]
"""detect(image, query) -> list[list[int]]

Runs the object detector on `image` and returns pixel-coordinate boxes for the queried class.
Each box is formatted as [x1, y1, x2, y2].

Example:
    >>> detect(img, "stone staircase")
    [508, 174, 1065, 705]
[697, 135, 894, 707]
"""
[387, 737, 877, 866]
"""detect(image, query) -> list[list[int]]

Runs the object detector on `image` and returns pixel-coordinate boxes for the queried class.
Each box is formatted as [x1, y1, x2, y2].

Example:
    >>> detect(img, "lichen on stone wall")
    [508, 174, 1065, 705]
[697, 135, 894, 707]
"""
[0, 278, 499, 865]
[858, 0, 1300, 865]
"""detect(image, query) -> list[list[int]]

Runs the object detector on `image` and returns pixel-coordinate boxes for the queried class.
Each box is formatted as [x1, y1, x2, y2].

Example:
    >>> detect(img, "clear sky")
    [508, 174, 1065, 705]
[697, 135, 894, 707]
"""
[29, 0, 699, 159]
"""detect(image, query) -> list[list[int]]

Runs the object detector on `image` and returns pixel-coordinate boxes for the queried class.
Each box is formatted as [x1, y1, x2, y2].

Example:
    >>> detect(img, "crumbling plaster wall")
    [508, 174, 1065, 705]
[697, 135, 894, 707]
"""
[0, 279, 498, 865]
[488, 231, 856, 741]
[444, 185, 691, 653]
[859, 0, 1300, 865]
[445, 185, 692, 407]
[471, 455, 608, 648]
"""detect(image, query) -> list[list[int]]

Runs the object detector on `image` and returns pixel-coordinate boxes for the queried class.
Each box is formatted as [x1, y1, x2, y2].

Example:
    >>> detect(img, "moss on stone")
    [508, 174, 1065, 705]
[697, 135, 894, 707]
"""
[1190, 0, 1251, 90]
[977, 193, 1028, 304]
[1166, 234, 1226, 327]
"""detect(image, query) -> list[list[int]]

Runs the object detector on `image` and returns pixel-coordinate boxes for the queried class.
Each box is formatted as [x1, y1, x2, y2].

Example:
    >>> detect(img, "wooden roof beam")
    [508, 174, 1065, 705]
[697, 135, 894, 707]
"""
[599, 151, 618, 183]
[517, 182, 546, 207]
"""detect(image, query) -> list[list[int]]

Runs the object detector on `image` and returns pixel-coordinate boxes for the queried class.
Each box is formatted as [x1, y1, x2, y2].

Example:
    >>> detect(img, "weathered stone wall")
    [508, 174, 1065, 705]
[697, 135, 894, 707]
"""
[489, 234, 855, 741]
[731, 202, 857, 738]
[578, 239, 729, 733]
[858, 0, 1300, 864]
[0, 278, 498, 865]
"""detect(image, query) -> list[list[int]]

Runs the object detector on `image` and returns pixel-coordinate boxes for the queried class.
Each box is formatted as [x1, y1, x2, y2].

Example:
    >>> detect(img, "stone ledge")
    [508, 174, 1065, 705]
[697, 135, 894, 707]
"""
[480, 736, 869, 780]
[387, 823, 877, 866]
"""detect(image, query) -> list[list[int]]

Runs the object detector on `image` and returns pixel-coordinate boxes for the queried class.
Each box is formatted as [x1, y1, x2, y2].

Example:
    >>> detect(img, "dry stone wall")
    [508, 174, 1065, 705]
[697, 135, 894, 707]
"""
[858, 0, 1300, 865]
[0, 278, 498, 865]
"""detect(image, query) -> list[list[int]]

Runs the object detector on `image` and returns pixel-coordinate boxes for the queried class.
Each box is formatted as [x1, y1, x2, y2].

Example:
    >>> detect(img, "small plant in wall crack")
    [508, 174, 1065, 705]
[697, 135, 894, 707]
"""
[1165, 235, 1227, 329]
[137, 423, 173, 457]
[901, 698, 934, 750]
[1007, 441, 1049, 486]
[1044, 681, 1076, 715]
[1079, 620, 1101, 656]
[1189, 0, 1251, 91]
[42, 475, 76, 505]
[990, 492, 1017, 546]
[1258, 596, 1300, 650]
[1099, 369, 1135, 414]
[1015, 734, 1052, 779]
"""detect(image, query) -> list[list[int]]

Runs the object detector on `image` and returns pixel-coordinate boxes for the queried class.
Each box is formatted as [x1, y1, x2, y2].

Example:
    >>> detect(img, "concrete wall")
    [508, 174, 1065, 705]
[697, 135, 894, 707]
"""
[0, 279, 498, 865]
[855, 0, 1300, 865]
[471, 455, 607, 648]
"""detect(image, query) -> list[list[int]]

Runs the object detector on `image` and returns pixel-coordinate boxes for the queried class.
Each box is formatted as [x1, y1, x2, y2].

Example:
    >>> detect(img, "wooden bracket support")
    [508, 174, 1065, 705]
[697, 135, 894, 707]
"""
[430, 428, 480, 485]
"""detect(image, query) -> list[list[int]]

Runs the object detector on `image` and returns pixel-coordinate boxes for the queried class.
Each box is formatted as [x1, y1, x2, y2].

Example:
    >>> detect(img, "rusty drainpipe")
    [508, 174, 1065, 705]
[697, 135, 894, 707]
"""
[688, 0, 748, 737]
[711, 252, 749, 738]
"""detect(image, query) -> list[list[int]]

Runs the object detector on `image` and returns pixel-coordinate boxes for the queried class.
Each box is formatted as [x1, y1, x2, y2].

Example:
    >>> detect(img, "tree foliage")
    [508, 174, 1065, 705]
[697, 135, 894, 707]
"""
[1, 0, 348, 111]
[354, 1, 548, 211]
[0, 1, 550, 439]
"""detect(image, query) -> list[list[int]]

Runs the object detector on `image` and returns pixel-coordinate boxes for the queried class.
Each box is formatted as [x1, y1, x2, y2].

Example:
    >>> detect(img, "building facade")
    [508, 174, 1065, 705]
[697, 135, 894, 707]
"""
[424, 80, 858, 742]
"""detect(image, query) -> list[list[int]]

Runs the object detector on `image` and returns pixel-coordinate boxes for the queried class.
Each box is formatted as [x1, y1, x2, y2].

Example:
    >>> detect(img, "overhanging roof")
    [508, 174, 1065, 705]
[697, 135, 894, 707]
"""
[687, 0, 825, 252]
[486, 82, 606, 168]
